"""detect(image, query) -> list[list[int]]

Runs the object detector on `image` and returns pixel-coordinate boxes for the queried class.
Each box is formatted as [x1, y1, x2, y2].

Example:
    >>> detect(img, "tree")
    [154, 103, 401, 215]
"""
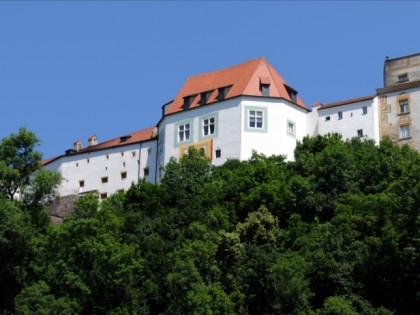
[0, 127, 42, 199]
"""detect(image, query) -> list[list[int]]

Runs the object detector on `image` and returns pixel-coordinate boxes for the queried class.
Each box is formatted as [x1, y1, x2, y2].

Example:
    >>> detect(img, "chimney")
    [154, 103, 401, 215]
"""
[88, 135, 98, 147]
[73, 140, 83, 151]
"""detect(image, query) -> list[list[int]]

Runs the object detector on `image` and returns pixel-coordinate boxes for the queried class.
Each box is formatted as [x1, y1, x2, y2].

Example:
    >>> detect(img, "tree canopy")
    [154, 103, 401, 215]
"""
[1, 131, 419, 314]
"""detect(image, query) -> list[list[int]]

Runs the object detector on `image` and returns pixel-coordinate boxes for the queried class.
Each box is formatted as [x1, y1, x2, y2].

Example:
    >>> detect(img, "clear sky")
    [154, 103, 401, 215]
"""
[1, 1, 419, 159]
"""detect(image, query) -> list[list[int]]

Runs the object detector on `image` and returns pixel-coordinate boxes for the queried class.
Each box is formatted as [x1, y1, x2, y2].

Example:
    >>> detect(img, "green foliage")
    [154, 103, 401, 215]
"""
[0, 127, 42, 199]
[3, 133, 420, 314]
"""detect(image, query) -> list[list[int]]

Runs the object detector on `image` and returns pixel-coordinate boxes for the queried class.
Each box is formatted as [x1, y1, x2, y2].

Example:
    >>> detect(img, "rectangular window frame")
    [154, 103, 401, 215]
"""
[397, 73, 409, 83]
[287, 119, 296, 137]
[199, 112, 219, 140]
[120, 171, 127, 180]
[244, 106, 268, 133]
[174, 120, 193, 147]
[101, 176, 108, 184]
[357, 129, 364, 138]
[399, 124, 411, 139]
[338, 111, 343, 120]
[143, 167, 150, 176]
[79, 180, 85, 188]
[397, 96, 410, 115]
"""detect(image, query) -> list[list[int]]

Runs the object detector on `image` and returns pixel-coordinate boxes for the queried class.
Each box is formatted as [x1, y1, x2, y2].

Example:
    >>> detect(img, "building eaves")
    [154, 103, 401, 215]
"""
[377, 79, 420, 95]
[319, 95, 376, 110]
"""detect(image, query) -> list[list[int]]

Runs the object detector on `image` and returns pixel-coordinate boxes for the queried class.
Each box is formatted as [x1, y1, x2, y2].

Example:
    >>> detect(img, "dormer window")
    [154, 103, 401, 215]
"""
[199, 90, 213, 106]
[285, 84, 298, 104]
[260, 77, 271, 96]
[261, 84, 270, 96]
[120, 135, 132, 143]
[216, 85, 232, 101]
[182, 95, 196, 109]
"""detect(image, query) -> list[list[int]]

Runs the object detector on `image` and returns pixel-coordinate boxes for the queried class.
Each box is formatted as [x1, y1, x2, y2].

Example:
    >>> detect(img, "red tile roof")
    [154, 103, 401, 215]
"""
[319, 95, 376, 110]
[165, 57, 308, 114]
[42, 126, 156, 166]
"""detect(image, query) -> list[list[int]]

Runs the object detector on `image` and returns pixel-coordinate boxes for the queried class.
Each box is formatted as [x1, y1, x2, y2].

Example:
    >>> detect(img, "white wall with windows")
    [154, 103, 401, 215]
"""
[44, 140, 157, 198]
[157, 97, 244, 175]
[313, 98, 379, 143]
[240, 98, 308, 161]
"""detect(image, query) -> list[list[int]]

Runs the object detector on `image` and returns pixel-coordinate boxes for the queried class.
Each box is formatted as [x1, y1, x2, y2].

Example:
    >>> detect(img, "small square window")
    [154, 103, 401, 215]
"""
[400, 125, 410, 139]
[362, 106, 368, 115]
[325, 116, 331, 121]
[215, 149, 221, 158]
[338, 112, 343, 120]
[100, 193, 107, 200]
[121, 171, 127, 180]
[144, 167, 150, 176]
[357, 129, 364, 138]
[398, 74, 409, 83]
[101, 176, 108, 183]
[79, 180, 85, 188]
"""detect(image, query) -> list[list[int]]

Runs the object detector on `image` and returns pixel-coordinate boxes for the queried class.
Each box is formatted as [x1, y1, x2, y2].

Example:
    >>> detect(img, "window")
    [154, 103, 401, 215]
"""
[144, 167, 150, 176]
[398, 99, 410, 114]
[106, 154, 109, 160]
[249, 110, 263, 128]
[400, 125, 410, 139]
[76, 163, 79, 167]
[101, 176, 108, 184]
[147, 148, 152, 154]
[123, 162, 126, 167]
[357, 129, 364, 138]
[325, 116, 330, 121]
[79, 180, 85, 188]
[100, 193, 107, 200]
[398, 74, 409, 83]
[178, 123, 191, 142]
[117, 189, 124, 193]
[287, 120, 296, 136]
[203, 117, 215, 136]
[338, 112, 343, 120]
[215, 149, 221, 158]
[244, 106, 267, 133]
[87, 158, 90, 164]
[261, 84, 270, 96]
[132, 151, 136, 157]
[362, 106, 368, 115]
[121, 152, 124, 157]
[121, 171, 127, 179]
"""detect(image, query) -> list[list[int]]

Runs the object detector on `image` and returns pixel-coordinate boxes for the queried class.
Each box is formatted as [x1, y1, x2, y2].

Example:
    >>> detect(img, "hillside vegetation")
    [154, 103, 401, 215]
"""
[1, 131, 420, 314]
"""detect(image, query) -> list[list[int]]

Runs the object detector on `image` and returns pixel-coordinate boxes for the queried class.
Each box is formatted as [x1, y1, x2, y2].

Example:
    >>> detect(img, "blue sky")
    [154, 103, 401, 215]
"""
[1, 1, 419, 158]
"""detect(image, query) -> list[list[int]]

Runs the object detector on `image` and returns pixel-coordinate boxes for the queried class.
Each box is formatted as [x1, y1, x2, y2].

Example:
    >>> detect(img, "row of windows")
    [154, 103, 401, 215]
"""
[325, 106, 368, 121]
[177, 108, 296, 144]
[79, 169, 150, 188]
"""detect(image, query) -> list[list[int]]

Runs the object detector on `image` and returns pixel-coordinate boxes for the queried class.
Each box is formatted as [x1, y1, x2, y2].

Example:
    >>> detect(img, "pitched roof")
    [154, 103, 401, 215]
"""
[42, 126, 156, 166]
[319, 95, 376, 110]
[165, 57, 308, 115]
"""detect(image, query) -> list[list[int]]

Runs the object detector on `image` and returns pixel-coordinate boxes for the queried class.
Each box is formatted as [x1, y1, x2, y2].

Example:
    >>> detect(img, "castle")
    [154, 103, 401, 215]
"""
[43, 53, 420, 201]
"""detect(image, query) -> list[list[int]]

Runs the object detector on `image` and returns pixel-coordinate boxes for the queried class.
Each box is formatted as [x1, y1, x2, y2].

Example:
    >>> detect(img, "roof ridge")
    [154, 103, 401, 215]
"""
[185, 57, 266, 80]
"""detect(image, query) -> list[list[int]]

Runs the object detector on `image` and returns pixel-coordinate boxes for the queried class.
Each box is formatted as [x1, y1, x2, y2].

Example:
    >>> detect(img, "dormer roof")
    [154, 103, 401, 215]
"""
[165, 57, 308, 115]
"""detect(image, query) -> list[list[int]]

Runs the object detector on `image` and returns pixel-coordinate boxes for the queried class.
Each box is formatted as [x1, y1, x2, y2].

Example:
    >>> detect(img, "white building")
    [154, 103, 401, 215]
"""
[48, 54, 419, 202]
[309, 95, 380, 143]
